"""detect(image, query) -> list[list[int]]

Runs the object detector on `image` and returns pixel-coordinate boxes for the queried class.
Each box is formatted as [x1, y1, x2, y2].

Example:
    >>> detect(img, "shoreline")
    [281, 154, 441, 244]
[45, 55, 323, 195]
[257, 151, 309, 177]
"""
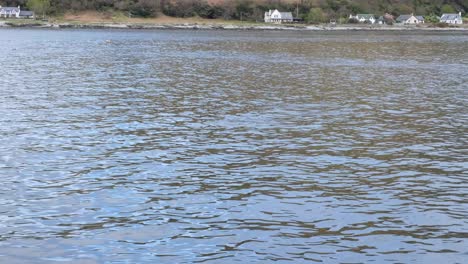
[1, 21, 467, 31]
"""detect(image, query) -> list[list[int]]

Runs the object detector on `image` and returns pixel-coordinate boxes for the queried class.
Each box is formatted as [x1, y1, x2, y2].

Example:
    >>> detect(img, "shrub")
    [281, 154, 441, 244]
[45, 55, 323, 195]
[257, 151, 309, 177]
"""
[348, 18, 358, 24]
[425, 14, 440, 23]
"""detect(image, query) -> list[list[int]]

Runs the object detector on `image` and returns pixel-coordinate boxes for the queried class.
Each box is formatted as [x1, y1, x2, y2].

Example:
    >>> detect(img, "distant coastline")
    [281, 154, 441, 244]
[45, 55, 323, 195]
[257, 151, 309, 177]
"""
[1, 20, 467, 31]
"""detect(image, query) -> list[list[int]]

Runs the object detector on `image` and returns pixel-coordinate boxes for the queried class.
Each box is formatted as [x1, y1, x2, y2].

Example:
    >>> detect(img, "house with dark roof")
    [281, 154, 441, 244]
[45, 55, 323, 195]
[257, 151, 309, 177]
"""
[396, 14, 425, 24]
[264, 9, 293, 24]
[0, 6, 21, 18]
[19, 10, 35, 19]
[440, 12, 463, 24]
[349, 14, 376, 24]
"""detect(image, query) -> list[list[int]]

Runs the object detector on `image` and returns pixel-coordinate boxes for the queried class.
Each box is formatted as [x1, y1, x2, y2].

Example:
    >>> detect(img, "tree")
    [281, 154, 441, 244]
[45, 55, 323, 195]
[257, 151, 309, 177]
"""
[393, 3, 413, 15]
[235, 0, 253, 20]
[130, 0, 159, 18]
[306, 8, 327, 24]
[441, 4, 456, 14]
[27, 0, 50, 19]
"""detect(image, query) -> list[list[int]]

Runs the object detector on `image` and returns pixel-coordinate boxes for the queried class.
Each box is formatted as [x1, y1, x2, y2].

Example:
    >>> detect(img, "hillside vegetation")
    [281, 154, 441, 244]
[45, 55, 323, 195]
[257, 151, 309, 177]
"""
[1, 0, 467, 23]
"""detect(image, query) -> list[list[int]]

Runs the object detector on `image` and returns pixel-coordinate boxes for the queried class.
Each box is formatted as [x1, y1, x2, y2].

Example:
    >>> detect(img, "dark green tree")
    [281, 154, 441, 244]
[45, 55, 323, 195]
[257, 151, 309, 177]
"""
[27, 0, 50, 18]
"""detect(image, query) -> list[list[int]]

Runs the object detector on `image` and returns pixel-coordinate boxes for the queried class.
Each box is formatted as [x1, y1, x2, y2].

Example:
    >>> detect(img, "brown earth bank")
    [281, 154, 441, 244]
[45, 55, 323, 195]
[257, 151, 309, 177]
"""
[59, 11, 230, 25]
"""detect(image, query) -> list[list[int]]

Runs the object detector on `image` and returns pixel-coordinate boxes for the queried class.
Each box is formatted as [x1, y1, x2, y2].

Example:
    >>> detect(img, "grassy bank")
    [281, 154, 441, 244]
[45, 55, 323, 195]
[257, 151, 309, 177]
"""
[0, 18, 47, 27]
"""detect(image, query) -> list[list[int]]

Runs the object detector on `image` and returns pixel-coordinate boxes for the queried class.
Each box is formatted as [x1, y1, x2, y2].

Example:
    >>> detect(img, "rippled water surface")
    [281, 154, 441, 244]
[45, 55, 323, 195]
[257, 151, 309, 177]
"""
[0, 28, 467, 263]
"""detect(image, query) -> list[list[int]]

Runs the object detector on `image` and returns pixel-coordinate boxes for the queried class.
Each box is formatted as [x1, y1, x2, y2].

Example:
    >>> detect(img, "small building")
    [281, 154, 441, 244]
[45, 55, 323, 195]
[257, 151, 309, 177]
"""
[440, 12, 463, 24]
[264, 9, 293, 24]
[19, 10, 35, 19]
[0, 6, 21, 18]
[396, 14, 425, 24]
[349, 14, 376, 24]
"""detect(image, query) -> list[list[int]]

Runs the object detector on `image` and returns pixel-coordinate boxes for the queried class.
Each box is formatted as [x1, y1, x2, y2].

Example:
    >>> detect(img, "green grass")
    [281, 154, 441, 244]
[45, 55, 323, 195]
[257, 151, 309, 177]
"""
[1, 18, 47, 26]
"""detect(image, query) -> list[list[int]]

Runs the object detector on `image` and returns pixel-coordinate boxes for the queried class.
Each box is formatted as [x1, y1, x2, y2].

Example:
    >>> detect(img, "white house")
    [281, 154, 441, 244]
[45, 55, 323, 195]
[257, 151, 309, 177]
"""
[349, 14, 376, 24]
[0, 6, 21, 18]
[265, 9, 293, 24]
[440, 12, 463, 24]
[396, 14, 425, 24]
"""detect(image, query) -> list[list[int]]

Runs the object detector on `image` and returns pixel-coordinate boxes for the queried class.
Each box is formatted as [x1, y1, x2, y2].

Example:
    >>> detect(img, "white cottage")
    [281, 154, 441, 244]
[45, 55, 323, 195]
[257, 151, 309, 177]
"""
[440, 12, 463, 24]
[264, 9, 293, 24]
[0, 6, 21, 18]
[396, 14, 425, 24]
[349, 14, 376, 24]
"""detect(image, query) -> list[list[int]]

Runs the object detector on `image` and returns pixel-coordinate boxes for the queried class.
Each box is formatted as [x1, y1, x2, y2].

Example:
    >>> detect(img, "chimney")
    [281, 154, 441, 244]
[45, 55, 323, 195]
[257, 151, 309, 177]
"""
[459, 12, 462, 17]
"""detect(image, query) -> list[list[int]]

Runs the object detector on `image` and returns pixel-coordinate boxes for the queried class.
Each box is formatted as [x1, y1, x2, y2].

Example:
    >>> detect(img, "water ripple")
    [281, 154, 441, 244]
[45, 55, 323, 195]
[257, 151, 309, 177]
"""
[0, 28, 467, 263]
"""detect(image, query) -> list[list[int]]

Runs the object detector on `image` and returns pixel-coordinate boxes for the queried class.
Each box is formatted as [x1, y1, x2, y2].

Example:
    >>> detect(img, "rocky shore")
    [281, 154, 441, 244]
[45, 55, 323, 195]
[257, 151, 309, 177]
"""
[1, 20, 467, 31]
